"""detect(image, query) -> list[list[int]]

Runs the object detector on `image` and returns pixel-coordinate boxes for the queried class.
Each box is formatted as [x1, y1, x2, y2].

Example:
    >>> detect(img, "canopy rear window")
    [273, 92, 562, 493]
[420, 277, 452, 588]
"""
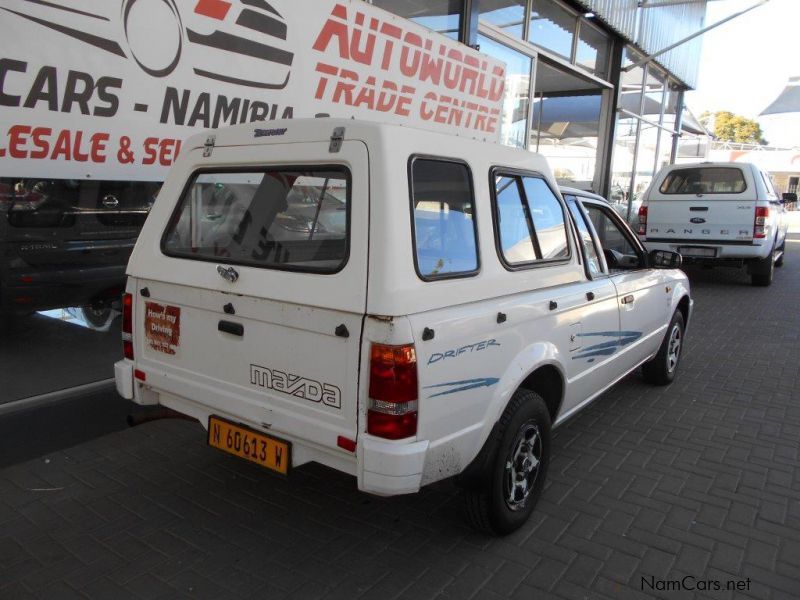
[659, 167, 747, 195]
[162, 167, 349, 273]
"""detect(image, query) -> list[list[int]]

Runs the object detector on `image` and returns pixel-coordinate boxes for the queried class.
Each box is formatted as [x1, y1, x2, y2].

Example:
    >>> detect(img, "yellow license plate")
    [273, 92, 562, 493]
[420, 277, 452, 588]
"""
[208, 416, 290, 475]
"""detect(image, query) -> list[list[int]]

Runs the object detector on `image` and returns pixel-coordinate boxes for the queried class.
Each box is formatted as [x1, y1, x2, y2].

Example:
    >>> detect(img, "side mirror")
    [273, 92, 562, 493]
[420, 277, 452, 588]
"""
[649, 249, 682, 269]
[604, 248, 640, 269]
[782, 192, 797, 203]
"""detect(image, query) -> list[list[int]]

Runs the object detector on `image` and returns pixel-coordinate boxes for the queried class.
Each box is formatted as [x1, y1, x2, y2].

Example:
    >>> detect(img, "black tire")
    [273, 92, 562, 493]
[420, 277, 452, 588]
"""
[750, 253, 774, 287]
[775, 240, 785, 268]
[642, 310, 685, 386]
[463, 389, 551, 535]
[79, 305, 113, 329]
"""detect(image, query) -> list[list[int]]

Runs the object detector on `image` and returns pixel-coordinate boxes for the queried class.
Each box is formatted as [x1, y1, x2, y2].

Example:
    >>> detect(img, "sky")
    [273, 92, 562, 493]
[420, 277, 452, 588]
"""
[684, 0, 799, 123]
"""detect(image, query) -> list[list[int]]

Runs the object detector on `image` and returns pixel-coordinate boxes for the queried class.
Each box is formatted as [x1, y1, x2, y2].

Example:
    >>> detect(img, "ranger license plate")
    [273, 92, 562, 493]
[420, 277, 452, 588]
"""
[678, 246, 717, 257]
[207, 416, 290, 475]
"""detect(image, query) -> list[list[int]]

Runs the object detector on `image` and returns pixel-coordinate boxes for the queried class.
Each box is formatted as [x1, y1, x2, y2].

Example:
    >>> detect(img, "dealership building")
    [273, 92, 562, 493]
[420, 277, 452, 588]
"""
[0, 0, 711, 399]
[368, 0, 709, 206]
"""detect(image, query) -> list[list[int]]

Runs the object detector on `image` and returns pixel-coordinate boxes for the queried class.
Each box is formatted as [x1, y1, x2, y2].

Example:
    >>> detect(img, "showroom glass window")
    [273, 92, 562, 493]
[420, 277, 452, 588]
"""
[528, 0, 576, 60]
[478, 35, 531, 148]
[479, 0, 527, 38]
[576, 20, 609, 78]
[369, 0, 461, 39]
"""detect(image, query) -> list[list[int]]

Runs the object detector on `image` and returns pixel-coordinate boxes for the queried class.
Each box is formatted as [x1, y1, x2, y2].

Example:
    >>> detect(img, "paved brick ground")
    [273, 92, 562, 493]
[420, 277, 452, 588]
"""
[2, 237, 799, 600]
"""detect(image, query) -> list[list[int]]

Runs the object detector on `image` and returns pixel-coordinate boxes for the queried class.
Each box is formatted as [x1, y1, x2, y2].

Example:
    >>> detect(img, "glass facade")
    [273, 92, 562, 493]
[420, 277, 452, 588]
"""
[611, 48, 684, 221]
[479, 1, 612, 191]
[576, 21, 610, 78]
[478, 35, 531, 148]
[479, 0, 527, 38]
[531, 60, 604, 187]
[369, 0, 462, 38]
[528, 0, 576, 60]
[369, 0, 689, 224]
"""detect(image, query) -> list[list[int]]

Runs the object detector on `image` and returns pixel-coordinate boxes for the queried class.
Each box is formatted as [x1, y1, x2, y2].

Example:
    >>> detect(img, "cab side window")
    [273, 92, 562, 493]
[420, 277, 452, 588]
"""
[582, 204, 642, 272]
[565, 196, 603, 276]
[493, 172, 569, 267]
[410, 158, 479, 279]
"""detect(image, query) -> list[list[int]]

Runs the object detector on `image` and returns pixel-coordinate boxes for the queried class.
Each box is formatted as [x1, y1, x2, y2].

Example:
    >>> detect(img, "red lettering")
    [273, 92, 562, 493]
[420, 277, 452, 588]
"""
[399, 33, 422, 77]
[420, 92, 436, 120]
[8, 125, 31, 159]
[51, 129, 71, 160]
[158, 139, 177, 166]
[349, 18, 376, 65]
[142, 137, 158, 165]
[90, 133, 108, 163]
[376, 80, 398, 112]
[31, 127, 51, 159]
[72, 130, 89, 162]
[379, 23, 402, 70]
[396, 86, 413, 117]
[434, 99, 449, 124]
[314, 63, 339, 100]
[444, 49, 463, 90]
[489, 66, 505, 102]
[332, 69, 358, 105]
[312, 5, 350, 59]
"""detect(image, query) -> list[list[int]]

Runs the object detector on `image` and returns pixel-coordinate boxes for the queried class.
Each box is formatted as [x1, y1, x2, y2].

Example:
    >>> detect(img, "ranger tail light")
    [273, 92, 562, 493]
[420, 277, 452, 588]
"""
[754, 206, 769, 239]
[637, 205, 648, 236]
[122, 292, 134, 360]
[367, 343, 418, 440]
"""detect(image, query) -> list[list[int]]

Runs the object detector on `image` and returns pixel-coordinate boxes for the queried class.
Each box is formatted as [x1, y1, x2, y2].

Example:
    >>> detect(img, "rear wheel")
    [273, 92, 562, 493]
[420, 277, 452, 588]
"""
[750, 253, 774, 287]
[463, 389, 550, 535]
[79, 304, 114, 330]
[642, 310, 685, 386]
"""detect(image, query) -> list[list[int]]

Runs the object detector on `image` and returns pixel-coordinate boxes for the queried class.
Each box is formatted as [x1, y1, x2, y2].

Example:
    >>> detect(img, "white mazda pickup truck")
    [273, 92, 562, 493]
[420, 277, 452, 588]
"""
[638, 162, 789, 286]
[115, 119, 692, 534]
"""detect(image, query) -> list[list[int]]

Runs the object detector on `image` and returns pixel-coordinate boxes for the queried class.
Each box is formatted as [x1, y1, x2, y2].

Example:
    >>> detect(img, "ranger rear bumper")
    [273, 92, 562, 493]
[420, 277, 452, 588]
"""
[644, 240, 770, 261]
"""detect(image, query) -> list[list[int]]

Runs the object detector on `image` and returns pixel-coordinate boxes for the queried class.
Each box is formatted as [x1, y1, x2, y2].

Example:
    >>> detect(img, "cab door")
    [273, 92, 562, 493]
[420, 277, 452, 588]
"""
[555, 196, 624, 419]
[579, 199, 669, 377]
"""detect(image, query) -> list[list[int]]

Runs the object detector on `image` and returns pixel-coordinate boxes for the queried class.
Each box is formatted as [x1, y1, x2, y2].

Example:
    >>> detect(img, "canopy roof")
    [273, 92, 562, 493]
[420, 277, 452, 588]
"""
[760, 77, 800, 116]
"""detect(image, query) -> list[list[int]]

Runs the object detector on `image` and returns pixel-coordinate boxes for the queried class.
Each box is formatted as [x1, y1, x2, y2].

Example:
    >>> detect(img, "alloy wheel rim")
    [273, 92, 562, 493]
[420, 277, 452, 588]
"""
[667, 324, 682, 373]
[504, 422, 542, 511]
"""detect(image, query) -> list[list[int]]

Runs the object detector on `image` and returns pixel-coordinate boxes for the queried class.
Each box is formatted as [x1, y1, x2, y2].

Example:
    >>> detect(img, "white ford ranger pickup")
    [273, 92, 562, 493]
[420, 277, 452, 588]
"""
[115, 119, 692, 534]
[638, 162, 788, 286]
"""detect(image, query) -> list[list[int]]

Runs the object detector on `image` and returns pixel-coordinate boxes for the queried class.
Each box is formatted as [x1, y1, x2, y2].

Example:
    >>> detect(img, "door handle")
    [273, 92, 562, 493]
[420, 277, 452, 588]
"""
[621, 294, 635, 305]
[218, 320, 244, 336]
[586, 291, 595, 301]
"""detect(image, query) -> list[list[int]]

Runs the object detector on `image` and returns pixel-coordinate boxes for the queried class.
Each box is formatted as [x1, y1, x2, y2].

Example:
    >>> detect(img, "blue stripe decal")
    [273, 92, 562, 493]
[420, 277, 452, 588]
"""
[572, 331, 642, 361]
[424, 377, 499, 398]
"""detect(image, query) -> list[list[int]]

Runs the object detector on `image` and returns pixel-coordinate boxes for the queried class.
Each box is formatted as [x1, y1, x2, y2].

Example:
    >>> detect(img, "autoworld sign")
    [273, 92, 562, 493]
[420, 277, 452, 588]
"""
[0, 0, 506, 181]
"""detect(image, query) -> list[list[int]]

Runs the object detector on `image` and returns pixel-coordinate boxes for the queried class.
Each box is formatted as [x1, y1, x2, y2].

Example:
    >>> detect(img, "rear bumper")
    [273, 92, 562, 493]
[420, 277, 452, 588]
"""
[115, 360, 134, 399]
[114, 371, 430, 496]
[358, 437, 429, 495]
[644, 240, 770, 261]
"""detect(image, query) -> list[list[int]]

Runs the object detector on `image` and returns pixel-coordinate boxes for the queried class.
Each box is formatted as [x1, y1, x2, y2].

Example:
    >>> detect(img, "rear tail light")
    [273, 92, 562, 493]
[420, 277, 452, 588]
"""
[367, 343, 418, 440]
[122, 292, 134, 360]
[754, 206, 769, 239]
[637, 205, 648, 236]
